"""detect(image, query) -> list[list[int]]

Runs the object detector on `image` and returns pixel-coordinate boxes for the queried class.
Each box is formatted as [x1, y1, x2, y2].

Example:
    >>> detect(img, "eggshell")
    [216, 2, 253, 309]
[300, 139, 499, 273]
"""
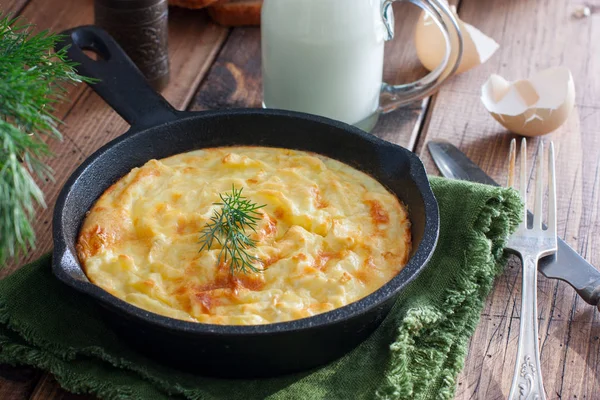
[414, 4, 499, 75]
[481, 67, 576, 137]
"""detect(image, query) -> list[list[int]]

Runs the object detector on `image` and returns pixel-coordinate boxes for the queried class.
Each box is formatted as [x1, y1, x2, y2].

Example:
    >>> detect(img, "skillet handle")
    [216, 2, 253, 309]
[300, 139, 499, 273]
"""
[55, 26, 180, 128]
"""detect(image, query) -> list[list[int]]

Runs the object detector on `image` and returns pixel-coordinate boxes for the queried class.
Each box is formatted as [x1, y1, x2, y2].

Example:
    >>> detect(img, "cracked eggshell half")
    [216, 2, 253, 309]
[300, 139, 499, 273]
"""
[414, 4, 499, 75]
[481, 67, 576, 137]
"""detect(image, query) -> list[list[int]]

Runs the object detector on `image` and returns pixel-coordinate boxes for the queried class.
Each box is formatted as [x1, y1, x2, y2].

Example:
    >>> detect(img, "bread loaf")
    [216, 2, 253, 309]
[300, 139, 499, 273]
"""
[207, 0, 262, 26]
[168, 0, 222, 9]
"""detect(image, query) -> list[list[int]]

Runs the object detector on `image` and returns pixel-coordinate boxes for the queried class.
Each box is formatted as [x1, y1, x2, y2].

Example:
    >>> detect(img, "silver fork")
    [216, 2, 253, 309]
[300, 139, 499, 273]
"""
[506, 138, 557, 400]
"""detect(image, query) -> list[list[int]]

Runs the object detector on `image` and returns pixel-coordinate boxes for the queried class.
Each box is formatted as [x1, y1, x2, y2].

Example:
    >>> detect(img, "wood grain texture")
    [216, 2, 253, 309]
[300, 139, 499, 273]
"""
[1, 1, 228, 399]
[414, 0, 600, 398]
[0, 365, 41, 400]
[2, 0, 599, 398]
[29, 375, 89, 400]
[0, 0, 29, 14]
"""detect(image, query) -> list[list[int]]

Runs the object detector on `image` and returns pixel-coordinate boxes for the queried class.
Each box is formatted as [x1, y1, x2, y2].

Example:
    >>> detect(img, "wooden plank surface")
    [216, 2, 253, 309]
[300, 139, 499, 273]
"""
[0, 364, 41, 400]
[414, 0, 600, 398]
[2, 0, 599, 398]
[0, 1, 229, 399]
[28, 375, 88, 400]
[0, 0, 28, 14]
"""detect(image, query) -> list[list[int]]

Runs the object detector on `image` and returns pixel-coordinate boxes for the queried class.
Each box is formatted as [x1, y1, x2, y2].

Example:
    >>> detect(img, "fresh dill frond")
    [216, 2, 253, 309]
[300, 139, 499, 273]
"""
[0, 14, 95, 265]
[199, 185, 266, 275]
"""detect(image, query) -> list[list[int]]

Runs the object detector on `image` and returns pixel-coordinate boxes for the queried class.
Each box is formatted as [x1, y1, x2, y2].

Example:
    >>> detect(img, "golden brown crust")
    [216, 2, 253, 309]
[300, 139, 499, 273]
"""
[207, 0, 262, 26]
[168, 0, 222, 9]
[77, 146, 412, 325]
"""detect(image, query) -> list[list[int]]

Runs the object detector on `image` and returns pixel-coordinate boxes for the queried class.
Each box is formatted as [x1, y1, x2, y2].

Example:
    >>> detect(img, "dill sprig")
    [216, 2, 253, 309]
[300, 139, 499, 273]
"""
[0, 14, 95, 265]
[199, 185, 267, 275]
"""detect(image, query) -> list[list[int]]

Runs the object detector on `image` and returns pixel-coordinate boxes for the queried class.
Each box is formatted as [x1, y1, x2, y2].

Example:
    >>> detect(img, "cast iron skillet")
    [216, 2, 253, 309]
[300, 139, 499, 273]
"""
[53, 26, 439, 378]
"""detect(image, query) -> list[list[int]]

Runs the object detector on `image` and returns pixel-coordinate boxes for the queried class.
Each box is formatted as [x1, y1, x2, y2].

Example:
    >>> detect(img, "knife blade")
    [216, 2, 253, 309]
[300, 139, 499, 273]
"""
[428, 140, 600, 307]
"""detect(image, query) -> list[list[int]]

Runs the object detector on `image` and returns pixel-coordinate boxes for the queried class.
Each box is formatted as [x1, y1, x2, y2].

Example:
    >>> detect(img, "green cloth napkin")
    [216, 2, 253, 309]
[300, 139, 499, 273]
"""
[0, 177, 522, 400]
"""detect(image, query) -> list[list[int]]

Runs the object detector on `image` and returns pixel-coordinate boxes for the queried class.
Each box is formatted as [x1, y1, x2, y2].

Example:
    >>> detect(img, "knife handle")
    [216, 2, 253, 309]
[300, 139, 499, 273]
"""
[577, 283, 600, 313]
[573, 274, 600, 311]
[539, 232, 600, 310]
[557, 240, 600, 308]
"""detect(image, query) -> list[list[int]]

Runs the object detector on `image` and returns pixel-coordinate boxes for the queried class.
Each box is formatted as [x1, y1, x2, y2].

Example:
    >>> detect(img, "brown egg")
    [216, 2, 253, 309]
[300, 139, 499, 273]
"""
[414, 4, 499, 75]
[481, 67, 576, 137]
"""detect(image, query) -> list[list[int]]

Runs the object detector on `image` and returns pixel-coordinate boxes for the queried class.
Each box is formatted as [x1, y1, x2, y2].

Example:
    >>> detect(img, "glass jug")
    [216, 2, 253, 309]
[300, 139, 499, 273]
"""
[261, 0, 463, 131]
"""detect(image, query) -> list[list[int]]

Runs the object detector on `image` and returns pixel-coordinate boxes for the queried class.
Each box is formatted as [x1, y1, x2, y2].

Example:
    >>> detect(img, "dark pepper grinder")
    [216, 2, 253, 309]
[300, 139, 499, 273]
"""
[95, 0, 170, 91]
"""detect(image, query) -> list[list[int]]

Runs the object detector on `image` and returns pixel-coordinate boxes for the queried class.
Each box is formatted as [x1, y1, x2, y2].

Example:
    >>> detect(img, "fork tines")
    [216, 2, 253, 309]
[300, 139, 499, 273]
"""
[507, 138, 557, 237]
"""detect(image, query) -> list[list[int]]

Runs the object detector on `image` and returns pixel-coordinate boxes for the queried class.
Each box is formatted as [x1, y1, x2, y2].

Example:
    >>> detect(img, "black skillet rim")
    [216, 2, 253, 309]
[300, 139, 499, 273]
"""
[52, 108, 439, 336]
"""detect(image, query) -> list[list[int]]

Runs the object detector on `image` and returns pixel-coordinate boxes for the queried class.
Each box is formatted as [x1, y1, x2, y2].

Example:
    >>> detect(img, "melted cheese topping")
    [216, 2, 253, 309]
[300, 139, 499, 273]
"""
[77, 147, 411, 325]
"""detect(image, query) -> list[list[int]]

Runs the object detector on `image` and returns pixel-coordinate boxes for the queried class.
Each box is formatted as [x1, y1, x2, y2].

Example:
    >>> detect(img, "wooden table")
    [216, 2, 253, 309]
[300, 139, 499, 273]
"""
[2, 0, 599, 398]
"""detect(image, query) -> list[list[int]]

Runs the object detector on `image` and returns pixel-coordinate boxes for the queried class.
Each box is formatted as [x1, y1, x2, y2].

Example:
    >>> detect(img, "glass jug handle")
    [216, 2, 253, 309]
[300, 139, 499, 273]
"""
[379, 0, 463, 113]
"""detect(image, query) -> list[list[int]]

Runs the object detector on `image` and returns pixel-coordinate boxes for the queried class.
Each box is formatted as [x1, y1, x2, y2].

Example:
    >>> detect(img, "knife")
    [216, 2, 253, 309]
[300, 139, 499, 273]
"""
[428, 140, 600, 308]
